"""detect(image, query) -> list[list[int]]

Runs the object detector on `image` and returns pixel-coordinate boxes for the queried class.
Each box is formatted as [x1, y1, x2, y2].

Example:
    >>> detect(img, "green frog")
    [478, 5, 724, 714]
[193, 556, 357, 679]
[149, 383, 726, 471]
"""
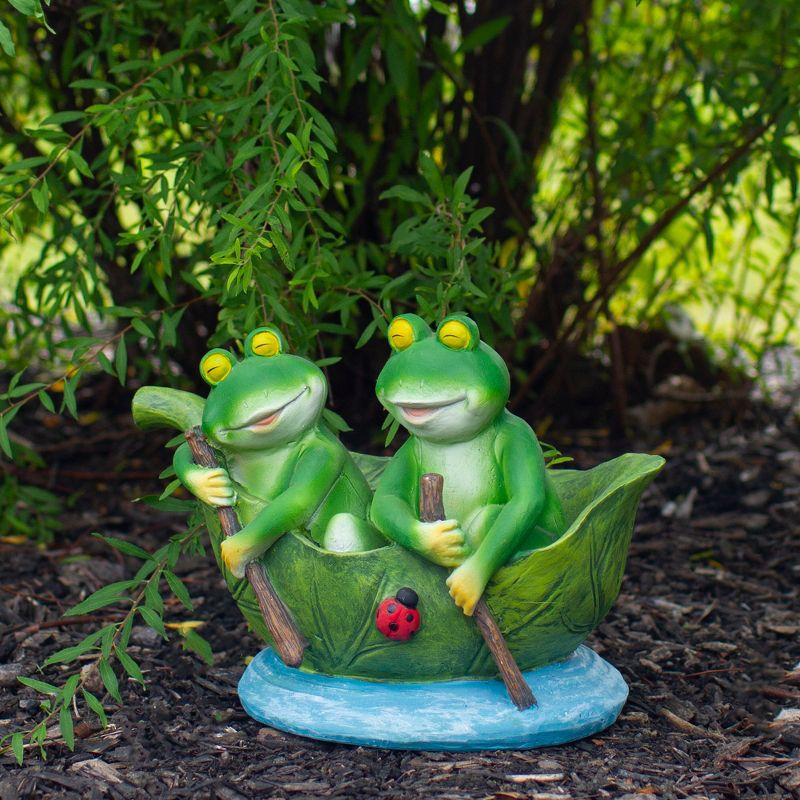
[173, 326, 384, 577]
[371, 313, 567, 617]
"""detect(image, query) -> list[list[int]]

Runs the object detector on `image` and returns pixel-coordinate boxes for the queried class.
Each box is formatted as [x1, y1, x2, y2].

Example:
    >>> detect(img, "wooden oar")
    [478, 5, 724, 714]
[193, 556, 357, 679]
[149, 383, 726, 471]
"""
[185, 427, 307, 667]
[420, 473, 536, 710]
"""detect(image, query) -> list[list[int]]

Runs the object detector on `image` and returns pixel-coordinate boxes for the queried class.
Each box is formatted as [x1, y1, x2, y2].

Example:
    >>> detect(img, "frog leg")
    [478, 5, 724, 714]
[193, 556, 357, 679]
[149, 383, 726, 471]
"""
[516, 474, 568, 553]
[220, 438, 345, 578]
[447, 428, 552, 615]
[322, 513, 387, 553]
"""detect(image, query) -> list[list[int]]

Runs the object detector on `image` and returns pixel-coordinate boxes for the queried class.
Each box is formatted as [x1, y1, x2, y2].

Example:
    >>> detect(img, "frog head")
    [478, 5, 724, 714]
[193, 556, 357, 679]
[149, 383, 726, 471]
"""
[199, 326, 326, 451]
[376, 313, 510, 444]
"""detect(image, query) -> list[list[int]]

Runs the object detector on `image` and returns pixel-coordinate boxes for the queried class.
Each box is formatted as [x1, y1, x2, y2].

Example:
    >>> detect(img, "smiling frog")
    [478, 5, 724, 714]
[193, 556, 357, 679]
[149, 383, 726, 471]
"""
[172, 326, 384, 577]
[371, 313, 567, 616]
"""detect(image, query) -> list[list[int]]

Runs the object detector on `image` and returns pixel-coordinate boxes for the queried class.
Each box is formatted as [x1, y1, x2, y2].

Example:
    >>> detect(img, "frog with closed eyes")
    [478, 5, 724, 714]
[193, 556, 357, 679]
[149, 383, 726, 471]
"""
[371, 313, 567, 617]
[172, 325, 385, 578]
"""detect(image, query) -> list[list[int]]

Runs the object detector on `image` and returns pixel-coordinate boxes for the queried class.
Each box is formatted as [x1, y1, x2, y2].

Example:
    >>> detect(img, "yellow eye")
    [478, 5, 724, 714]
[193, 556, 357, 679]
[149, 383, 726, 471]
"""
[251, 330, 281, 357]
[201, 352, 233, 385]
[438, 319, 471, 350]
[388, 317, 414, 351]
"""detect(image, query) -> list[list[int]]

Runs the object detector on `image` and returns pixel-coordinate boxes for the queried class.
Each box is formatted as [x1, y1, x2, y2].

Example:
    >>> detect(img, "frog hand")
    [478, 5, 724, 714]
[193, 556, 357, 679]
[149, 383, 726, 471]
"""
[416, 519, 468, 567]
[445, 558, 487, 617]
[183, 466, 236, 508]
[219, 530, 260, 580]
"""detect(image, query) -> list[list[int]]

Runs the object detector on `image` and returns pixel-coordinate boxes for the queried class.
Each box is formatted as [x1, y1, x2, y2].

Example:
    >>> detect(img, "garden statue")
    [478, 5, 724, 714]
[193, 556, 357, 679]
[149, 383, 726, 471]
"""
[132, 315, 664, 750]
[172, 325, 385, 574]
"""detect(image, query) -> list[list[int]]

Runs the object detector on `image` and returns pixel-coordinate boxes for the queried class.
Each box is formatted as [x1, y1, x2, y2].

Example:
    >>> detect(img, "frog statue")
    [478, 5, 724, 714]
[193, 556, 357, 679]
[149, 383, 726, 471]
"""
[132, 315, 665, 751]
[372, 312, 567, 617]
[170, 325, 384, 578]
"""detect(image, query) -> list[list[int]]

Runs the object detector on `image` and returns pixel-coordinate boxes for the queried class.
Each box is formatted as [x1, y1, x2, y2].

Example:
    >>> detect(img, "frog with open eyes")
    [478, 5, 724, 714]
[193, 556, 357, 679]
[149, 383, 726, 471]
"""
[371, 313, 567, 617]
[172, 326, 385, 577]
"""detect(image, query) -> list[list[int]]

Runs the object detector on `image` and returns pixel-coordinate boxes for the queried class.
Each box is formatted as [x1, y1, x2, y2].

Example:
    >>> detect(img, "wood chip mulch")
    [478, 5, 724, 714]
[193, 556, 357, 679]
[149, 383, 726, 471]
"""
[1, 407, 798, 799]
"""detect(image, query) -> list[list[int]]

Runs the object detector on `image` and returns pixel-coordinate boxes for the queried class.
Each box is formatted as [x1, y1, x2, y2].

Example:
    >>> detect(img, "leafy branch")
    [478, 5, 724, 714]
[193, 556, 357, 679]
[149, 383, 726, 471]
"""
[0, 521, 209, 764]
[0, 298, 203, 459]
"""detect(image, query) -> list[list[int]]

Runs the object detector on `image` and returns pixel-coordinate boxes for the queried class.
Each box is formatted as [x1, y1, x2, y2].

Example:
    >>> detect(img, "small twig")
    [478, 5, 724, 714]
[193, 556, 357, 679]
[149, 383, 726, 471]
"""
[10, 614, 118, 638]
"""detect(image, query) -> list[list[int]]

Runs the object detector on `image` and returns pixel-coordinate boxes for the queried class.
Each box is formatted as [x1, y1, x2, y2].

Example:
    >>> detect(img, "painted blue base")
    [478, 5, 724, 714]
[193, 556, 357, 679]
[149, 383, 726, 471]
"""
[238, 645, 628, 751]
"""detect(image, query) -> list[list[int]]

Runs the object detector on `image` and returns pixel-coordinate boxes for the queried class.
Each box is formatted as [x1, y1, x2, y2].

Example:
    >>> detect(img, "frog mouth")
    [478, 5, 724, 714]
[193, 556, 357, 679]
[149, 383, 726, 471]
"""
[394, 396, 466, 424]
[234, 388, 309, 432]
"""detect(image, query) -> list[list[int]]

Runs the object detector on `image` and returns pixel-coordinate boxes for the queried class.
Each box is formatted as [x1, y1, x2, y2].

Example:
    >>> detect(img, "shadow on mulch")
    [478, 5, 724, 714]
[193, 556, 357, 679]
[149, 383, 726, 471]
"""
[1, 405, 799, 799]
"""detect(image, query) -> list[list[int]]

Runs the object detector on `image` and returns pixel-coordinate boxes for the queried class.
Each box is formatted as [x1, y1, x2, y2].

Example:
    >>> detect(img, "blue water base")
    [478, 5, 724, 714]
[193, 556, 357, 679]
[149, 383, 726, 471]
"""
[238, 645, 628, 751]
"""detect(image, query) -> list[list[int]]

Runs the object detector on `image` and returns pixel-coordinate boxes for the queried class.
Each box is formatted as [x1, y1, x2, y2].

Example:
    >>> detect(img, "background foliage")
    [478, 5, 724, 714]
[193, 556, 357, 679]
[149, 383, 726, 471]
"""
[1, 0, 799, 761]
[2, 0, 799, 443]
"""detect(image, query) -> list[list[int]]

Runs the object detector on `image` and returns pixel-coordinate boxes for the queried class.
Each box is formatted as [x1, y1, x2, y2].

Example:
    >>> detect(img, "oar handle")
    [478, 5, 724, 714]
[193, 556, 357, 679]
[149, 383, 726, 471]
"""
[185, 427, 307, 667]
[419, 472, 536, 711]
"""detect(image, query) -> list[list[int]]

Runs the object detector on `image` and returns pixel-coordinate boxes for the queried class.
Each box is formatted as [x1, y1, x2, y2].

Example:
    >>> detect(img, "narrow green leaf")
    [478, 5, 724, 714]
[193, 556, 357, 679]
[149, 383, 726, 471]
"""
[65, 580, 134, 616]
[98, 660, 121, 703]
[82, 689, 108, 727]
[459, 16, 511, 53]
[183, 630, 213, 666]
[38, 390, 55, 413]
[42, 110, 85, 126]
[0, 420, 12, 459]
[17, 676, 58, 695]
[116, 648, 144, 685]
[379, 185, 429, 204]
[115, 335, 128, 385]
[59, 706, 74, 751]
[0, 21, 15, 57]
[138, 605, 167, 639]
[11, 732, 24, 764]
[165, 571, 193, 611]
[322, 408, 352, 433]
[94, 533, 152, 561]
[144, 578, 163, 615]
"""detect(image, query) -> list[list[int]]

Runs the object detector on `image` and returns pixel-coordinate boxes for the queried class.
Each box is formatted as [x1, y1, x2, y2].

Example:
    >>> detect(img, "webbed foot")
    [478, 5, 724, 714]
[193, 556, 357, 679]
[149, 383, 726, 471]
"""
[220, 528, 264, 579]
[445, 558, 489, 616]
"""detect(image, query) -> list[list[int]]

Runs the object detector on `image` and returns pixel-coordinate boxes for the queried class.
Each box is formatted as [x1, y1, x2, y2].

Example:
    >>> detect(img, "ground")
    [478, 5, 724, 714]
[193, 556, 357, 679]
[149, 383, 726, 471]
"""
[1, 405, 799, 799]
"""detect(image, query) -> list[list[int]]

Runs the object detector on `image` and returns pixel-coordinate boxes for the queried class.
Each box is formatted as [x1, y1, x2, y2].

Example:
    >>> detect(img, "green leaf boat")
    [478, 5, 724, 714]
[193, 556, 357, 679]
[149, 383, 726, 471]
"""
[209, 451, 663, 680]
[133, 387, 663, 682]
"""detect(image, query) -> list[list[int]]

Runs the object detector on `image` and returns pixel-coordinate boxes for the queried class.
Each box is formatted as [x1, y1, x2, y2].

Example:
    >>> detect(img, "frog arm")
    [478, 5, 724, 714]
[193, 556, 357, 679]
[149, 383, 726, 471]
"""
[370, 439, 421, 549]
[470, 422, 548, 578]
[173, 442, 196, 484]
[220, 438, 345, 577]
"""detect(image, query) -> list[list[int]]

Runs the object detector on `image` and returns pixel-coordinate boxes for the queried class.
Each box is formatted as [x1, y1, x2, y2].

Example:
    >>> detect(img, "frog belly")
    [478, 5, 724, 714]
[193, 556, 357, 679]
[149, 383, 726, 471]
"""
[417, 437, 502, 536]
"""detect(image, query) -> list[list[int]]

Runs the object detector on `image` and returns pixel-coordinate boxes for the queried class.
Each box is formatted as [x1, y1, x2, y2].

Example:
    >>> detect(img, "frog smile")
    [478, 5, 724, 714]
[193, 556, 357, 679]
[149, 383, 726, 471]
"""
[394, 396, 466, 423]
[234, 387, 309, 432]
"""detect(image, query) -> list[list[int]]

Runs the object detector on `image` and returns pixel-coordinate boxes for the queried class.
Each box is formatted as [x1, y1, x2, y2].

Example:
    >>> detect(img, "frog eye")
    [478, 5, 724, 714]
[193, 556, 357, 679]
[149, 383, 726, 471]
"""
[388, 317, 414, 351]
[245, 326, 286, 357]
[386, 314, 432, 352]
[437, 317, 478, 350]
[251, 330, 281, 357]
[200, 350, 236, 386]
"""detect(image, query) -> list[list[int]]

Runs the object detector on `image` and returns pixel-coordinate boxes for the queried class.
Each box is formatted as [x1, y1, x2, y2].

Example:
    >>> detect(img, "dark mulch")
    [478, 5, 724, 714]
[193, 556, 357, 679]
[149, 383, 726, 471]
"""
[1, 406, 799, 800]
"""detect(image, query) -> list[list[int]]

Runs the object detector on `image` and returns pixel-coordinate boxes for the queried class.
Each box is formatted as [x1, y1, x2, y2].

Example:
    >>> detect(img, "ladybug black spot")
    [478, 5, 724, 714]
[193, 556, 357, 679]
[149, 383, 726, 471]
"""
[388, 622, 399, 632]
[406, 613, 414, 622]
[387, 603, 397, 614]
[395, 587, 418, 609]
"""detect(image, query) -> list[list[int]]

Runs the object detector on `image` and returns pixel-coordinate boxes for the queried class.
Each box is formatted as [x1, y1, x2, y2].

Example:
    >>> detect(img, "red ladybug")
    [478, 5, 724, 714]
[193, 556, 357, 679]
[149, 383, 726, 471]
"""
[375, 587, 420, 641]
